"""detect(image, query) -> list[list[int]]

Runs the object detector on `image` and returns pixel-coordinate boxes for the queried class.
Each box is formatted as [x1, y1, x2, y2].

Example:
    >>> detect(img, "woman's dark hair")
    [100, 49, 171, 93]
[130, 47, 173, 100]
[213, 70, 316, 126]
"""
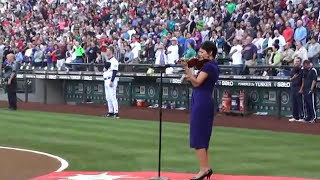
[188, 42, 195, 49]
[200, 41, 217, 58]
[273, 43, 279, 50]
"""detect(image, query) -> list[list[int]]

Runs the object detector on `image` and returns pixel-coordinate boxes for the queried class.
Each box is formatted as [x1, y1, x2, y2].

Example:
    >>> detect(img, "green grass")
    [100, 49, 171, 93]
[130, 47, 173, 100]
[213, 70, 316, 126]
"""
[0, 109, 319, 179]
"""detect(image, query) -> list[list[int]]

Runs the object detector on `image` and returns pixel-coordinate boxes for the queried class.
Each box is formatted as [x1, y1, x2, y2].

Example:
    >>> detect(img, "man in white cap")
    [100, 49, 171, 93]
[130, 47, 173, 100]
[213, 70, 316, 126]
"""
[165, 37, 180, 74]
[166, 37, 179, 64]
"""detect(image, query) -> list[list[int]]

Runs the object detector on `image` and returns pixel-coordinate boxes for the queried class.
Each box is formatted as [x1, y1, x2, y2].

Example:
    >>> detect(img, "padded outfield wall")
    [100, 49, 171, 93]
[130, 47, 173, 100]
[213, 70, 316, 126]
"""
[1, 69, 319, 117]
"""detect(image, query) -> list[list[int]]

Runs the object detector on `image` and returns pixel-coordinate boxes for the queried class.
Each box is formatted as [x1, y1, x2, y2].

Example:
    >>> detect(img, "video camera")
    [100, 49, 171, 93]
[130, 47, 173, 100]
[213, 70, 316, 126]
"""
[0, 78, 5, 89]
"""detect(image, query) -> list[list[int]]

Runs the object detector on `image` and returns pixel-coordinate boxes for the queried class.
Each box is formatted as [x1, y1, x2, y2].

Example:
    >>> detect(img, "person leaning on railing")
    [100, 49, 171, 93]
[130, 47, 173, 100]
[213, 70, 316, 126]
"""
[241, 36, 257, 75]
[33, 46, 43, 68]
[281, 42, 295, 66]
[72, 41, 85, 71]
[229, 39, 243, 75]
[86, 41, 100, 71]
[292, 41, 308, 62]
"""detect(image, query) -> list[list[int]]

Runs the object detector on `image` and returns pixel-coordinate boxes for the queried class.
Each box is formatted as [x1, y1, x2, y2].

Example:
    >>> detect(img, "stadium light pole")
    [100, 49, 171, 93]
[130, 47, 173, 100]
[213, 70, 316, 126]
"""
[150, 65, 169, 180]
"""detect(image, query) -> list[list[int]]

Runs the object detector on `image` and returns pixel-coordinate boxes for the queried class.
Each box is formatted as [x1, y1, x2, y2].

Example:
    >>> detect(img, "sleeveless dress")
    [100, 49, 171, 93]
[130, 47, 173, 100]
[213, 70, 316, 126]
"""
[190, 60, 220, 149]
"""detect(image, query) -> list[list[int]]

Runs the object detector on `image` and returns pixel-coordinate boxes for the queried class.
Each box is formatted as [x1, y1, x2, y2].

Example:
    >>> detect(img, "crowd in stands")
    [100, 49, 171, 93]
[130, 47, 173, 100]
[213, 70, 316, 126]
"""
[0, 0, 319, 75]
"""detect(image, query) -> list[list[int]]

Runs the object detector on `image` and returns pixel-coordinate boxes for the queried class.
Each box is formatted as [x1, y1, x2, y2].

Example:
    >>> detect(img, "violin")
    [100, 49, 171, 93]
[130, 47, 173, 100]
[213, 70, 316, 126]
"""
[177, 57, 211, 70]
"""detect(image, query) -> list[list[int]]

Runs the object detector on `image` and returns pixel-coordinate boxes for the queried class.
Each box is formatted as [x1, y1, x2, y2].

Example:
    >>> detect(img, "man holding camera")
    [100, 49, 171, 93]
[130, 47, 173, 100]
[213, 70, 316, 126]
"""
[4, 53, 18, 110]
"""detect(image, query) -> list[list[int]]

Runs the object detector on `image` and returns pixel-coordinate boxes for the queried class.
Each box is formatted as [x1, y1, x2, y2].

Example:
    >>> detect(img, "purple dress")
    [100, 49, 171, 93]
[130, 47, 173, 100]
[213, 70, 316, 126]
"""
[190, 60, 219, 149]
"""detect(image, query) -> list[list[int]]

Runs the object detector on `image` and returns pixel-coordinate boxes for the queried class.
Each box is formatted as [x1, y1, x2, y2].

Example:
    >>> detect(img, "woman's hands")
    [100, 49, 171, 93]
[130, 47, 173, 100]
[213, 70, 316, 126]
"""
[181, 59, 189, 70]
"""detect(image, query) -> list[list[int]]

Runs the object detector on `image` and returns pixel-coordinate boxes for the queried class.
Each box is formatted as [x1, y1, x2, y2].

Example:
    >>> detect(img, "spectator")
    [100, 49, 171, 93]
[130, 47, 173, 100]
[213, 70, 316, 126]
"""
[33, 46, 43, 68]
[100, 35, 108, 62]
[294, 20, 308, 46]
[130, 37, 141, 63]
[282, 22, 294, 46]
[124, 45, 134, 64]
[281, 42, 295, 66]
[65, 45, 73, 71]
[86, 41, 99, 71]
[56, 43, 67, 70]
[24, 43, 33, 63]
[166, 37, 179, 64]
[14, 48, 23, 64]
[224, 21, 236, 54]
[242, 36, 257, 74]
[215, 31, 225, 54]
[269, 44, 282, 67]
[183, 42, 197, 60]
[112, 40, 122, 62]
[0, 0, 317, 75]
[45, 42, 54, 69]
[194, 29, 202, 51]
[73, 41, 85, 71]
[272, 30, 286, 51]
[145, 36, 155, 60]
[200, 25, 210, 43]
[306, 36, 320, 66]
[203, 11, 214, 28]
[52, 44, 59, 69]
[263, 43, 281, 76]
[262, 32, 273, 57]
[252, 31, 264, 64]
[184, 32, 196, 54]
[155, 44, 168, 65]
[293, 41, 308, 62]
[230, 39, 243, 75]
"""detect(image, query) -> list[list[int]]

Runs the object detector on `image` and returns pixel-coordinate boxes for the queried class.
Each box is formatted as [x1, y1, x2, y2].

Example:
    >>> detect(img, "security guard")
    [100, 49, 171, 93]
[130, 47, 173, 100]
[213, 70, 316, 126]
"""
[289, 57, 304, 122]
[103, 46, 119, 118]
[4, 53, 18, 110]
[302, 60, 317, 123]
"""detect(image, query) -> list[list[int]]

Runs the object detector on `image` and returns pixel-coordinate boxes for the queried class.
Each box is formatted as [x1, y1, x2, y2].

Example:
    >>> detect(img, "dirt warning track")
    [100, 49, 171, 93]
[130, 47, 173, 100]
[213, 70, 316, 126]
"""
[0, 146, 68, 180]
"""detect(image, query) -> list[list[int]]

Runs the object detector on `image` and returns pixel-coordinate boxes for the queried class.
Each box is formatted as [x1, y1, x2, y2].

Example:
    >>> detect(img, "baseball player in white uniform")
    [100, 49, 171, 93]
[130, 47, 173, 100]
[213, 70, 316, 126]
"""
[103, 46, 119, 118]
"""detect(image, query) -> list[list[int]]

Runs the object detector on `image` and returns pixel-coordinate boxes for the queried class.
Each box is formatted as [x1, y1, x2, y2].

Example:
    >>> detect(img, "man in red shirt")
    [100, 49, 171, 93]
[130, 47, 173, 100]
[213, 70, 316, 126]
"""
[15, 37, 24, 51]
[100, 35, 108, 62]
[283, 22, 294, 46]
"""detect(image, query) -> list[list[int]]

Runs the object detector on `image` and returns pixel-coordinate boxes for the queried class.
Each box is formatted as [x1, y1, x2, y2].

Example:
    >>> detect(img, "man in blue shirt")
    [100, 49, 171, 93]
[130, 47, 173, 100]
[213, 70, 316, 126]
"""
[241, 36, 257, 75]
[294, 20, 307, 46]
[176, 31, 185, 57]
[289, 57, 304, 122]
[302, 60, 317, 123]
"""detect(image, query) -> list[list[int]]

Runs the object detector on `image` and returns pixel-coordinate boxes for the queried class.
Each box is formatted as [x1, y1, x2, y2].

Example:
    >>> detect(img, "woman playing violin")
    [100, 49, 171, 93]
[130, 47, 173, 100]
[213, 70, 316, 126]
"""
[181, 41, 220, 180]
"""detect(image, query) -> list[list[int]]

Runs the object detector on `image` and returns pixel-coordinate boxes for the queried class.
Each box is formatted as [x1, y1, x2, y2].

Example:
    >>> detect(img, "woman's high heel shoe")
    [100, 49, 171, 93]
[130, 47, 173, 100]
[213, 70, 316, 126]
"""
[190, 168, 213, 180]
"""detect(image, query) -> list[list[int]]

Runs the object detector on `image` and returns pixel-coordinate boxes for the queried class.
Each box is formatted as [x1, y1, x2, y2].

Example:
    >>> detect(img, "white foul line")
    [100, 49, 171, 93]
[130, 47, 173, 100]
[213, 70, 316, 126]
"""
[0, 146, 68, 172]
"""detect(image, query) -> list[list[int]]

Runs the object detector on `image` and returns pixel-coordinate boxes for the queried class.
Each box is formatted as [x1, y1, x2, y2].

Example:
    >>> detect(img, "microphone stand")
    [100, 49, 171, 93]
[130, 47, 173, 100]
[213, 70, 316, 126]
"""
[150, 64, 170, 180]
